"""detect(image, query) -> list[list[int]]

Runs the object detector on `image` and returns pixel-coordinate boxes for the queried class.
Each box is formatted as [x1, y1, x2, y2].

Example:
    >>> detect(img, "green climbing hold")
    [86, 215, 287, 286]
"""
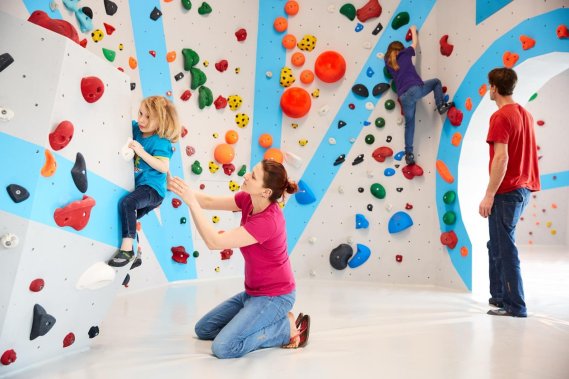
[370, 183, 386, 199]
[237, 164, 247, 176]
[383, 66, 392, 80]
[528, 92, 538, 102]
[198, 86, 213, 109]
[193, 250, 199, 258]
[191, 161, 203, 174]
[182, 48, 200, 71]
[180, 217, 187, 224]
[443, 211, 457, 225]
[375, 117, 385, 128]
[365, 134, 375, 145]
[385, 99, 395, 110]
[102, 48, 116, 62]
[339, 3, 356, 21]
[190, 67, 207, 90]
[443, 190, 456, 204]
[198, 2, 212, 15]
[391, 11, 410, 30]
[182, 0, 191, 11]
[390, 81, 397, 93]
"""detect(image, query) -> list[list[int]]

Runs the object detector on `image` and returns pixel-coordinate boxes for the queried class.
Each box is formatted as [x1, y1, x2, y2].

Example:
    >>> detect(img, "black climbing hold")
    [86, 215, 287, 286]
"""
[130, 257, 142, 270]
[88, 326, 99, 338]
[352, 84, 369, 98]
[30, 304, 56, 340]
[352, 154, 364, 165]
[6, 184, 29, 203]
[358, 187, 364, 193]
[71, 153, 88, 193]
[330, 244, 353, 270]
[104, 0, 118, 16]
[372, 22, 383, 36]
[333, 154, 346, 166]
[372, 83, 390, 97]
[150, 6, 162, 21]
[174, 72, 184, 81]
[396, 187, 403, 192]
[82, 7, 93, 19]
[0, 53, 14, 73]
[338, 120, 347, 129]
[386, 135, 392, 143]
[122, 273, 130, 287]
[367, 204, 373, 211]
[130, 82, 136, 91]
[394, 164, 400, 169]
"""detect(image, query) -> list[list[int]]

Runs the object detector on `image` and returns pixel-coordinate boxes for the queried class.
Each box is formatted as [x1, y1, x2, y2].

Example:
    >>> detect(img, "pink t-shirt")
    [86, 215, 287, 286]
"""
[234, 191, 295, 296]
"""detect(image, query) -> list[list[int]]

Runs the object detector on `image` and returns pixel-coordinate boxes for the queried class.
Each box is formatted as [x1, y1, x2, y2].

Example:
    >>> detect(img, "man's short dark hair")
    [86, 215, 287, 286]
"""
[488, 68, 517, 96]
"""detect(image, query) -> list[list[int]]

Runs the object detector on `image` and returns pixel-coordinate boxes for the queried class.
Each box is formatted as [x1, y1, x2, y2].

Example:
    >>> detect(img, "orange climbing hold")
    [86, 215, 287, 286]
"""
[314, 51, 346, 83]
[264, 148, 284, 163]
[213, 144, 235, 164]
[460, 246, 469, 257]
[478, 84, 487, 97]
[274, 17, 288, 33]
[280, 87, 311, 118]
[557, 24, 569, 39]
[166, 51, 176, 63]
[502, 51, 519, 68]
[451, 132, 462, 147]
[291, 52, 305, 67]
[465, 97, 472, 111]
[519, 35, 535, 50]
[129, 56, 137, 69]
[282, 34, 297, 49]
[436, 160, 454, 183]
[284, 1, 299, 16]
[225, 130, 239, 144]
[300, 70, 314, 84]
[41, 150, 57, 177]
[258, 133, 273, 148]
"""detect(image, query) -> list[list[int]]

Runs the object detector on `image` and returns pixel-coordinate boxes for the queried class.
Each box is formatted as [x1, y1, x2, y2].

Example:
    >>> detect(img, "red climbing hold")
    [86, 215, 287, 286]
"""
[181, 127, 188, 138]
[557, 25, 569, 39]
[171, 246, 189, 264]
[28, 10, 80, 44]
[235, 28, 247, 42]
[180, 90, 192, 101]
[405, 203, 413, 210]
[440, 230, 458, 249]
[447, 106, 463, 126]
[372, 146, 393, 162]
[63, 332, 75, 348]
[356, 0, 382, 22]
[49, 120, 74, 151]
[519, 35, 535, 50]
[172, 198, 182, 208]
[405, 28, 412, 42]
[149, 50, 156, 57]
[103, 22, 115, 35]
[395, 254, 403, 262]
[220, 249, 233, 260]
[402, 164, 424, 180]
[215, 60, 228, 72]
[439, 35, 454, 57]
[81, 76, 105, 103]
[1, 349, 16, 366]
[537, 120, 545, 126]
[53, 195, 96, 231]
[222, 163, 235, 175]
[214, 95, 228, 109]
[29, 278, 45, 292]
[79, 39, 87, 48]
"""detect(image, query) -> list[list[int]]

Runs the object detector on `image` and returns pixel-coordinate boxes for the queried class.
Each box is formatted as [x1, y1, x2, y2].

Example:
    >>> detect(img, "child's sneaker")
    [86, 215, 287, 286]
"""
[437, 101, 454, 115]
[405, 152, 415, 165]
[108, 249, 135, 267]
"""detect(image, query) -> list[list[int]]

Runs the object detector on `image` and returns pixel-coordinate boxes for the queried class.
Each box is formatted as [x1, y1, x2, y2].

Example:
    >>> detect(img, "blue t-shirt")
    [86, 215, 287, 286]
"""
[385, 46, 423, 96]
[132, 121, 173, 198]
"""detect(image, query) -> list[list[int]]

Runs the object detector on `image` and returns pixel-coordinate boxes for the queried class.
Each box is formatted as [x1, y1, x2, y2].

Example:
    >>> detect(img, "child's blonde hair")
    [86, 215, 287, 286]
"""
[141, 96, 181, 143]
[386, 41, 404, 71]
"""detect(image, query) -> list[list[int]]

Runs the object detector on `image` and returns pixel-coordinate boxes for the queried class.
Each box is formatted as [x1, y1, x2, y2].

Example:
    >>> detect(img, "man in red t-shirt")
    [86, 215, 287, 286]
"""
[479, 68, 540, 318]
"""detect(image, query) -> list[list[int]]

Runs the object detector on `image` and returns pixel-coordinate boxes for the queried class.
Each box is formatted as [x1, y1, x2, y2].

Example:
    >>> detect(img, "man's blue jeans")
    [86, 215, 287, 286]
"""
[487, 188, 531, 317]
[195, 291, 295, 359]
[399, 79, 444, 153]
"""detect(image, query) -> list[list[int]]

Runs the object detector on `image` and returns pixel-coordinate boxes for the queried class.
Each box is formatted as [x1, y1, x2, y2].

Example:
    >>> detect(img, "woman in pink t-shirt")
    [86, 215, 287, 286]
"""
[168, 160, 310, 358]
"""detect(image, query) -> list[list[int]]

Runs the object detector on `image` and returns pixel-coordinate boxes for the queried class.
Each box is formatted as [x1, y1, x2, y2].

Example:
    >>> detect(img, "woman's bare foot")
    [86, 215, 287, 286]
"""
[282, 312, 300, 348]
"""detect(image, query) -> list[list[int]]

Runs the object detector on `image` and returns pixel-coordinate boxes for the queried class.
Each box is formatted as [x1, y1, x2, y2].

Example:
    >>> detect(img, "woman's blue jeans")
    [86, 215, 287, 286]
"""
[487, 188, 531, 317]
[399, 79, 444, 153]
[195, 291, 295, 359]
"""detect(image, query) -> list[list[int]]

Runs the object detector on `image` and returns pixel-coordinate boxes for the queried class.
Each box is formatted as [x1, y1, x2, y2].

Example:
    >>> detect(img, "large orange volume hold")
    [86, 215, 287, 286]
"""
[314, 51, 346, 83]
[280, 87, 311, 118]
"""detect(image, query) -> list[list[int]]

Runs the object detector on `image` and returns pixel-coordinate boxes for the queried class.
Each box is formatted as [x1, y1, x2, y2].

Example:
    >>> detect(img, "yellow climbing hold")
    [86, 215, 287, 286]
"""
[227, 95, 243, 111]
[297, 34, 317, 52]
[280, 67, 296, 87]
[235, 113, 249, 128]
[229, 180, 241, 192]
[208, 161, 220, 173]
[311, 89, 320, 98]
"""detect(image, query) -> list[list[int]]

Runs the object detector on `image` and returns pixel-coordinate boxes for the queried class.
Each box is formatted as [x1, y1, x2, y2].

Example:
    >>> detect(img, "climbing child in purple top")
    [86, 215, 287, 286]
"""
[168, 160, 310, 358]
[385, 25, 454, 165]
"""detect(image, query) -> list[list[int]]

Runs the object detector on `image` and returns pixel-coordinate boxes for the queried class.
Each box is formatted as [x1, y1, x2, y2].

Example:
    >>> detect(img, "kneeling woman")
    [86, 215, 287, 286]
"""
[168, 160, 310, 358]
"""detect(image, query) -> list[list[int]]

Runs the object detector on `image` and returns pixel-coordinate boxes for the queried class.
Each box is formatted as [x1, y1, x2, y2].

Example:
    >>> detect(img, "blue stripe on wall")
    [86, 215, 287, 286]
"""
[129, 0, 195, 280]
[476, 0, 513, 25]
[284, 0, 437, 252]
[436, 8, 569, 290]
[541, 171, 569, 190]
[23, 0, 61, 18]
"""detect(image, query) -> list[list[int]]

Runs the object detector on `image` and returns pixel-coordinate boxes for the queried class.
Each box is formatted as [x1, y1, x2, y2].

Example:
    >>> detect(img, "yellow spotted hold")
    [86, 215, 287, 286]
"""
[235, 67, 240, 74]
[297, 34, 317, 52]
[228, 95, 243, 111]
[203, 60, 209, 67]
[212, 215, 220, 223]
[291, 123, 299, 129]
[212, 132, 219, 138]
[118, 43, 124, 51]
[311, 89, 320, 98]
[235, 113, 249, 128]
[208, 161, 219, 173]
[299, 139, 308, 146]
[91, 29, 104, 43]
[214, 266, 220, 272]
[229, 180, 241, 192]
[280, 67, 296, 88]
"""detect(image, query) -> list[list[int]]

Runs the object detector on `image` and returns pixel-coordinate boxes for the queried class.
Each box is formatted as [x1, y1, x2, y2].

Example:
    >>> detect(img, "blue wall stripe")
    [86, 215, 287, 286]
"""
[436, 8, 569, 290]
[541, 171, 569, 190]
[250, 0, 287, 167]
[476, 0, 513, 25]
[129, 0, 195, 280]
[284, 0, 437, 252]
[23, 0, 61, 18]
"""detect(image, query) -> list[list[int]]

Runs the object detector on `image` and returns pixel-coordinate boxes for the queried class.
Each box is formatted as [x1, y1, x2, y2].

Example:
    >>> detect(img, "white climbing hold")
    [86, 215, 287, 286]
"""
[1, 233, 19, 249]
[318, 105, 330, 115]
[397, 116, 404, 125]
[284, 151, 303, 168]
[49, 0, 58, 11]
[308, 236, 317, 244]
[366, 170, 374, 178]
[0, 107, 15, 122]
[385, 203, 393, 212]
[265, 71, 273, 78]
[328, 137, 336, 145]
[349, 138, 356, 144]
[338, 185, 344, 194]
[309, 269, 317, 277]
[76, 262, 116, 290]
[363, 41, 372, 49]
[121, 138, 135, 161]
[376, 52, 384, 59]
[365, 102, 374, 110]
[346, 236, 354, 244]
[327, 5, 336, 12]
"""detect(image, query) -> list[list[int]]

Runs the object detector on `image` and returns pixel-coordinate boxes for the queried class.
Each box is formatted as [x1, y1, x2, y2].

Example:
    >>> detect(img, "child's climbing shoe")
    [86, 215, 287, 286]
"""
[108, 249, 135, 267]
[437, 101, 455, 115]
[405, 152, 415, 165]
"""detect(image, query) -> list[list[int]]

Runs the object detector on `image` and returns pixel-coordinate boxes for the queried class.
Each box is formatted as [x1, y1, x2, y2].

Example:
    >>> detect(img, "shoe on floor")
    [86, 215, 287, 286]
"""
[488, 297, 503, 308]
[487, 308, 527, 318]
[405, 152, 415, 165]
[108, 249, 135, 267]
[437, 101, 455, 115]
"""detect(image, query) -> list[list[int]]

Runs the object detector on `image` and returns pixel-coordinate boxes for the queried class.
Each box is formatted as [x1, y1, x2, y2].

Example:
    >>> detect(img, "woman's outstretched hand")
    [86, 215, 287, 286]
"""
[167, 173, 193, 204]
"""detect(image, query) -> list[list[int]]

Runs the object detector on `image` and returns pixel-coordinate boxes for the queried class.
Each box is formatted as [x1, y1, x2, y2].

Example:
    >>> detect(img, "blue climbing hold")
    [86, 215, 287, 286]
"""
[75, 9, 93, 33]
[366, 67, 375, 77]
[348, 244, 371, 268]
[394, 151, 405, 161]
[363, 121, 371, 126]
[384, 168, 395, 176]
[355, 213, 369, 229]
[444, 94, 449, 102]
[295, 180, 316, 205]
[355, 23, 363, 32]
[388, 211, 413, 233]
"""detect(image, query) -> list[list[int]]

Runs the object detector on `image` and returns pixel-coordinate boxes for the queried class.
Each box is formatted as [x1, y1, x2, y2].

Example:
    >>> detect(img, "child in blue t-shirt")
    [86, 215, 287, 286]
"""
[385, 25, 454, 165]
[108, 96, 181, 267]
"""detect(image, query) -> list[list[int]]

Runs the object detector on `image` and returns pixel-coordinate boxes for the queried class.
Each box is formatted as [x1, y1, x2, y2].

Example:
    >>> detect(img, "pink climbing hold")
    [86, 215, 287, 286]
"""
[49, 120, 74, 151]
[439, 35, 454, 57]
[53, 195, 96, 231]
[81, 76, 105, 103]
[356, 0, 382, 22]
[440, 231, 458, 249]
[372, 146, 393, 162]
[447, 106, 463, 126]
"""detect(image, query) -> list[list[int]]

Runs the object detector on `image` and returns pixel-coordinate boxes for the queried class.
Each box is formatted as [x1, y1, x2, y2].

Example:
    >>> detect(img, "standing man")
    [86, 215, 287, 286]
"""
[479, 67, 540, 318]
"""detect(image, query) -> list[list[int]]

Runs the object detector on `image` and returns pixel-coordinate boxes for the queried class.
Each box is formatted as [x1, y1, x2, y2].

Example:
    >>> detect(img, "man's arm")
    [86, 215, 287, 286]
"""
[479, 142, 508, 217]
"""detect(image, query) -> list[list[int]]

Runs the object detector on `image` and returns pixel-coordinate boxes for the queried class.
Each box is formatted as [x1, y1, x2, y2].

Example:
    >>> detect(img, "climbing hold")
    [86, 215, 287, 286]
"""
[465, 97, 472, 111]
[328, 137, 336, 145]
[284, 1, 299, 15]
[166, 51, 177, 63]
[384, 168, 395, 176]
[227, 94, 243, 111]
[451, 132, 462, 147]
[30, 304, 56, 340]
[222, 163, 235, 176]
[186, 146, 196, 157]
[447, 106, 463, 126]
[182, 48, 200, 70]
[237, 165, 247, 176]
[220, 249, 233, 260]
[225, 130, 238, 144]
[182, 0, 192, 10]
[348, 244, 371, 268]
[174, 72, 184, 81]
[338, 120, 347, 129]
[258, 133, 273, 148]
[372, 146, 393, 162]
[391, 11, 409, 30]
[0, 53, 14, 73]
[235, 113, 249, 128]
[436, 160, 454, 183]
[41, 150, 57, 177]
[537, 120, 545, 126]
[405, 28, 412, 41]
[285, 151, 303, 168]
[352, 154, 364, 165]
[402, 164, 424, 180]
[443, 190, 456, 204]
[297, 35, 317, 52]
[395, 254, 403, 262]
[372, 83, 390, 97]
[0, 233, 18, 249]
[264, 148, 284, 163]
[339, 4, 356, 21]
[172, 198, 182, 208]
[374, 117, 385, 128]
[314, 51, 346, 83]
[104, 0, 118, 15]
[384, 99, 395, 110]
[291, 52, 305, 67]
[150, 6, 162, 20]
[372, 22, 383, 35]
[28, 10, 80, 44]
[405, 203, 413, 210]
[366, 67, 375, 78]
[355, 23, 363, 32]
[228, 180, 241, 192]
[329, 243, 353, 270]
[274, 17, 288, 33]
[443, 210, 457, 225]
[63, 332, 75, 348]
[171, 246, 189, 264]
[352, 84, 369, 98]
[54, 195, 96, 231]
[440, 230, 458, 249]
[212, 215, 220, 223]
[479, 84, 487, 97]
[71, 152, 88, 193]
[333, 154, 346, 166]
[356, 0, 381, 22]
[365, 134, 375, 144]
[235, 28, 247, 42]
[214, 144, 235, 164]
[180, 217, 187, 224]
[519, 35, 535, 50]
[198, 2, 212, 15]
[215, 59, 228, 72]
[367, 204, 373, 211]
[358, 187, 364, 193]
[6, 184, 29, 203]
[556, 24, 569, 39]
[29, 278, 45, 292]
[88, 326, 99, 338]
[191, 161, 203, 175]
[502, 51, 519, 68]
[190, 67, 206, 89]
[439, 34, 454, 57]
[355, 213, 369, 229]
[282, 34, 297, 49]
[370, 183, 386, 199]
[102, 48, 115, 62]
[300, 70, 315, 84]
[295, 180, 316, 205]
[198, 86, 213, 109]
[388, 211, 413, 233]
[81, 76, 105, 103]
[280, 87, 311, 118]
[280, 67, 296, 87]
[180, 90, 192, 102]
[1, 349, 16, 366]
[214, 95, 227, 109]
[528, 92, 538, 102]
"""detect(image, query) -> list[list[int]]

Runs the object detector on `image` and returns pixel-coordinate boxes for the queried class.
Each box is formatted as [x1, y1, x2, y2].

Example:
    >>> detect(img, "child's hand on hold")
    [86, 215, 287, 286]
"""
[129, 140, 145, 156]
[410, 25, 417, 33]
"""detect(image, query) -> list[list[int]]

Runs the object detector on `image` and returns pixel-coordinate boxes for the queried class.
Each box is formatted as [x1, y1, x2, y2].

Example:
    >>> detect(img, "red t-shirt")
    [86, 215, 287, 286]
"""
[234, 192, 295, 297]
[486, 103, 540, 194]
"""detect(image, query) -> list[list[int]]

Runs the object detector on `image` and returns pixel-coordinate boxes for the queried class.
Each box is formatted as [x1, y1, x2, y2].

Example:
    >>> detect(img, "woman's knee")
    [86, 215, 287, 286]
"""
[211, 340, 243, 359]
[195, 321, 215, 340]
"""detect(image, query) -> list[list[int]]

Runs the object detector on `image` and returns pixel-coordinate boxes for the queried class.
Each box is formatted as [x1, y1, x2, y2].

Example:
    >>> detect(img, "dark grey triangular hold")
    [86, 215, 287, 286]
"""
[0, 53, 15, 73]
[372, 83, 390, 97]
[174, 72, 184, 81]
[30, 304, 56, 340]
[372, 22, 383, 35]
[352, 84, 369, 98]
[330, 244, 353, 270]
[71, 153, 88, 193]
[104, 0, 118, 16]
[88, 326, 99, 338]
[338, 120, 347, 129]
[122, 273, 130, 286]
[82, 6, 93, 19]
[6, 184, 30, 203]
[150, 6, 162, 20]
[130, 82, 136, 91]
[352, 154, 364, 165]
[333, 154, 346, 166]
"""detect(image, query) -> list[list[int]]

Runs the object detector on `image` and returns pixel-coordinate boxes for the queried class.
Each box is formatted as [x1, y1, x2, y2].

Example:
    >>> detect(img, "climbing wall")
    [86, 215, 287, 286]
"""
[0, 11, 135, 375]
